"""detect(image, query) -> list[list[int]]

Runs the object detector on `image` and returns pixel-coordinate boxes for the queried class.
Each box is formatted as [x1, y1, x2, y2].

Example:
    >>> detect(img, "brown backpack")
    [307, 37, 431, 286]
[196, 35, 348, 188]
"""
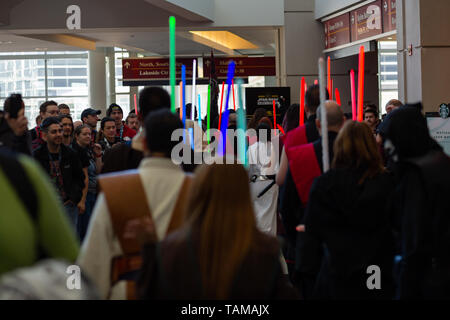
[99, 169, 192, 299]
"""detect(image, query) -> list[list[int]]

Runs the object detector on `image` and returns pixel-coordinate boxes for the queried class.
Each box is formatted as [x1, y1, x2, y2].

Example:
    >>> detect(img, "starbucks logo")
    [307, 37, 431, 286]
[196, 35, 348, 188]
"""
[439, 103, 449, 119]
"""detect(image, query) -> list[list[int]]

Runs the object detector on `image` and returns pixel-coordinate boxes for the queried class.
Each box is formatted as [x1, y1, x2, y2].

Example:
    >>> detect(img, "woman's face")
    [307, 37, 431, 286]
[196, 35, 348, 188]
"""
[103, 121, 116, 140]
[77, 127, 91, 147]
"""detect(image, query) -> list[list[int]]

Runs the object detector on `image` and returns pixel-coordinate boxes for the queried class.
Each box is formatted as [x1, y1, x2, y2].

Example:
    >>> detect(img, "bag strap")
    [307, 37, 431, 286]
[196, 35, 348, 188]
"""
[99, 169, 154, 255]
[99, 171, 192, 254]
[166, 175, 192, 235]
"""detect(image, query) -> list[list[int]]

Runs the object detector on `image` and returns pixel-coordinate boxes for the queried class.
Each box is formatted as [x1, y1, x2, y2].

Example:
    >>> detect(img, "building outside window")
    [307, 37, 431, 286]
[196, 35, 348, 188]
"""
[0, 51, 88, 127]
[378, 41, 398, 114]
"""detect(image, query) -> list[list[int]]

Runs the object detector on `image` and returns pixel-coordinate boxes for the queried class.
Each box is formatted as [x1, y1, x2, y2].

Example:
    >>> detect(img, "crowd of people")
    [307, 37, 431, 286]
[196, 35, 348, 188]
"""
[0, 84, 448, 300]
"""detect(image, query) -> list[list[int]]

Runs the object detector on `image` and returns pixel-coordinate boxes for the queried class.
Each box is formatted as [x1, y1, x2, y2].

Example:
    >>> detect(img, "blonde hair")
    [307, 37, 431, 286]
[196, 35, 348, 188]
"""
[183, 162, 256, 299]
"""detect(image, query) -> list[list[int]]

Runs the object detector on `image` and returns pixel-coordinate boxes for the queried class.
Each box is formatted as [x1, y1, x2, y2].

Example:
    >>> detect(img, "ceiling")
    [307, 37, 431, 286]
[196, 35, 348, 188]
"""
[0, 1, 278, 57]
[0, 28, 277, 56]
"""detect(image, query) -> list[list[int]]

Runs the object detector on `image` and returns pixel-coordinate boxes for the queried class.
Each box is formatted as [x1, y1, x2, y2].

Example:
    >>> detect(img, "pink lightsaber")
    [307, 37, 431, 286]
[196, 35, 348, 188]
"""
[350, 69, 356, 120]
[357, 46, 365, 122]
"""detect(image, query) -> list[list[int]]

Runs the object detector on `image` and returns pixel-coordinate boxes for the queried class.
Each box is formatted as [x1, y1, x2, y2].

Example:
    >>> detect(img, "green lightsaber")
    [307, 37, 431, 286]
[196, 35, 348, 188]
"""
[169, 16, 176, 114]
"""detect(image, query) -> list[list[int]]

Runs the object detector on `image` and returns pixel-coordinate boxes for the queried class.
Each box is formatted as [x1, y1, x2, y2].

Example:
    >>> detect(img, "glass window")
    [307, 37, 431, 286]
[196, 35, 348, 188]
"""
[115, 49, 130, 94]
[0, 52, 88, 128]
[47, 58, 88, 96]
[378, 41, 398, 113]
[115, 94, 131, 115]
[0, 59, 45, 98]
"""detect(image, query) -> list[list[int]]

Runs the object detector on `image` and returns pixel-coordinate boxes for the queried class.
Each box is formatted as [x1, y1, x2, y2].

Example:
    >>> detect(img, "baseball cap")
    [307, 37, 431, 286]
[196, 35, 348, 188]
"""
[81, 108, 101, 120]
[107, 103, 123, 116]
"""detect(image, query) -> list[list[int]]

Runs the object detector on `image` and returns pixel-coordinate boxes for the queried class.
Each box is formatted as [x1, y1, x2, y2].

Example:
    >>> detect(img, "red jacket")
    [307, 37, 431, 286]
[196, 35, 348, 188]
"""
[116, 123, 136, 140]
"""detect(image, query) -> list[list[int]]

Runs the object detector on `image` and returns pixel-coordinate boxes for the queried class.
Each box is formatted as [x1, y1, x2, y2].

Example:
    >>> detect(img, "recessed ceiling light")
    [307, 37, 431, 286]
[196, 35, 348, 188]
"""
[0, 41, 13, 45]
[189, 31, 258, 50]
[388, 37, 393, 40]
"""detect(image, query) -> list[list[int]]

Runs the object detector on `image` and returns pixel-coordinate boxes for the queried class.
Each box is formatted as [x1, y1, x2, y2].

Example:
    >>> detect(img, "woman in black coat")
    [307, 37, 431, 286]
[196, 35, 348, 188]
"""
[383, 104, 450, 299]
[302, 121, 396, 299]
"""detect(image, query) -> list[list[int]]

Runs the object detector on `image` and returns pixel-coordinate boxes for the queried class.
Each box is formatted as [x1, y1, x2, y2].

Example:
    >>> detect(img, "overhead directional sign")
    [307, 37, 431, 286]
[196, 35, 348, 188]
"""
[122, 56, 276, 82]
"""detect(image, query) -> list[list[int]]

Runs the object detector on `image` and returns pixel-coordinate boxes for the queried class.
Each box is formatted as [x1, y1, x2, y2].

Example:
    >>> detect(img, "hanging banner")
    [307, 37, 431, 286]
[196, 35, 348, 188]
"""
[203, 57, 276, 79]
[122, 58, 196, 81]
[382, 0, 397, 33]
[122, 56, 275, 82]
[350, 0, 382, 42]
[325, 13, 351, 49]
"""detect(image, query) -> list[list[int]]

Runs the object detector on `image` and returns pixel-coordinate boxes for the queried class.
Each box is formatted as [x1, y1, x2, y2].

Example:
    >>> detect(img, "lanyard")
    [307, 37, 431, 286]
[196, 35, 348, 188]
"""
[119, 124, 124, 140]
[47, 148, 62, 162]
[47, 148, 63, 180]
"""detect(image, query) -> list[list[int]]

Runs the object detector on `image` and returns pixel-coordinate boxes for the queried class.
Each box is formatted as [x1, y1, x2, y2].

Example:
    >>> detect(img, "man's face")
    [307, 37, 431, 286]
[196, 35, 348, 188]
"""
[127, 117, 139, 131]
[103, 121, 116, 139]
[59, 108, 70, 115]
[43, 123, 63, 146]
[385, 104, 399, 114]
[84, 114, 98, 128]
[364, 113, 377, 127]
[110, 110, 123, 126]
[41, 104, 59, 120]
[61, 118, 73, 137]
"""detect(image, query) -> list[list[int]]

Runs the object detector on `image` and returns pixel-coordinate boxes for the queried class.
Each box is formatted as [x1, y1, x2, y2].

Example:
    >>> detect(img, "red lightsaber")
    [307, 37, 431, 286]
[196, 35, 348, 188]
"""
[218, 81, 225, 130]
[335, 88, 341, 106]
[300, 77, 306, 125]
[327, 56, 332, 99]
[357, 46, 365, 122]
[232, 79, 236, 111]
[350, 69, 356, 120]
[273, 100, 277, 131]
[134, 94, 138, 115]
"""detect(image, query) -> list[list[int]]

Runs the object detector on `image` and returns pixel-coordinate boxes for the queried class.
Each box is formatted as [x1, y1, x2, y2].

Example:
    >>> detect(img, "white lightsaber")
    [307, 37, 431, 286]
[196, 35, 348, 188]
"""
[318, 57, 329, 173]
[191, 59, 197, 120]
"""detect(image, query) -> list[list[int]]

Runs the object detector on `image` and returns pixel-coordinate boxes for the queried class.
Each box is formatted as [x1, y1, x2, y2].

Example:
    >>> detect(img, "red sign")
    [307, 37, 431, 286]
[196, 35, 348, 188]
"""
[203, 57, 276, 79]
[325, 13, 351, 49]
[350, 0, 382, 42]
[122, 58, 197, 81]
[382, 0, 397, 33]
[123, 57, 275, 81]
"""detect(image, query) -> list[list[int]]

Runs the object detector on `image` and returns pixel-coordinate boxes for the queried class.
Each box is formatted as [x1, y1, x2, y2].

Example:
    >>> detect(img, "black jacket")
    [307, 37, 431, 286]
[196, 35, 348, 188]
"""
[279, 132, 338, 298]
[0, 118, 31, 155]
[304, 168, 396, 299]
[137, 230, 299, 300]
[279, 131, 339, 247]
[392, 151, 450, 299]
[33, 143, 85, 204]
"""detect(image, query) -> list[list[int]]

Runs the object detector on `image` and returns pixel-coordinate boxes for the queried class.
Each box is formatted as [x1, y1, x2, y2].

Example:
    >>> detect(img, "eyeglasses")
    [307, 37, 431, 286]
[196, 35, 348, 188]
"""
[49, 129, 63, 134]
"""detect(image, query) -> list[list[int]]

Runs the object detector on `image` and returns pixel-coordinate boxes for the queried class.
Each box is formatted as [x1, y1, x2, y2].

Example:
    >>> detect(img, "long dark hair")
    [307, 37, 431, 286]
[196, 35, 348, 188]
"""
[248, 108, 268, 130]
[281, 104, 300, 134]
